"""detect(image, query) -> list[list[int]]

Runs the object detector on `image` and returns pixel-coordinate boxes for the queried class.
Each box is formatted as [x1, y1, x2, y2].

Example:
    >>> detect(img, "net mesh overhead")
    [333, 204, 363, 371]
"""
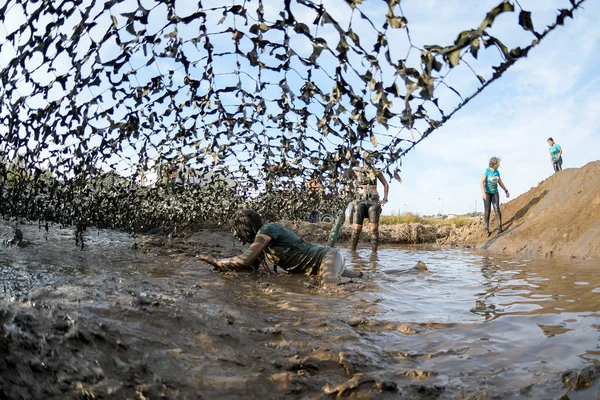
[0, 0, 587, 237]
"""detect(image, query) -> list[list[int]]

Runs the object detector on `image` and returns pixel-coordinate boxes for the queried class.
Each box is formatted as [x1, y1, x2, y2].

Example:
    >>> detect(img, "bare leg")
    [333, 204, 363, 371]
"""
[351, 225, 362, 252]
[341, 269, 362, 278]
[369, 223, 379, 252]
[351, 202, 365, 252]
[319, 249, 346, 288]
[368, 203, 381, 252]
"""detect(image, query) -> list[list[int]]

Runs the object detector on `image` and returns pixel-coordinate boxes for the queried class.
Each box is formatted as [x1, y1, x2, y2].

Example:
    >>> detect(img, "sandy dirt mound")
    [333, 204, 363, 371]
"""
[441, 160, 600, 259]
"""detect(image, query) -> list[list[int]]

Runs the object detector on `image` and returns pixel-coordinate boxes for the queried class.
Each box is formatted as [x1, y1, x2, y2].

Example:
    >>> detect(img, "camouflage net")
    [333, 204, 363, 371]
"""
[0, 0, 588, 238]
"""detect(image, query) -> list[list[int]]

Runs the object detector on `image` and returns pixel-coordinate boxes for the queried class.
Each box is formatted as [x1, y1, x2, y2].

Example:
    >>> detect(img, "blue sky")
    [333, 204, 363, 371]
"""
[0, 0, 597, 215]
[386, 0, 600, 215]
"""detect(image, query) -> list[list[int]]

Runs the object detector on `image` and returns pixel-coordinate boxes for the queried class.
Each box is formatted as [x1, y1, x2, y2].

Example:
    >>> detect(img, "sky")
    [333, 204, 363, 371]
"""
[384, 0, 600, 216]
[0, 0, 597, 216]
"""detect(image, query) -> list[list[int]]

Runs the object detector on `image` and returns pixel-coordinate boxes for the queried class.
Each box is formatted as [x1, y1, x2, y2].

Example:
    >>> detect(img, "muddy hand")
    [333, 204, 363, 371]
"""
[198, 255, 219, 267]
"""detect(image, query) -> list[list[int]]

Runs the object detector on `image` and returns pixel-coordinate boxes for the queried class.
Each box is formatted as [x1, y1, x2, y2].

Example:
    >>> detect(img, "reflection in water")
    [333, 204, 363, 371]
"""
[0, 221, 134, 298]
[1, 222, 599, 398]
[240, 246, 600, 397]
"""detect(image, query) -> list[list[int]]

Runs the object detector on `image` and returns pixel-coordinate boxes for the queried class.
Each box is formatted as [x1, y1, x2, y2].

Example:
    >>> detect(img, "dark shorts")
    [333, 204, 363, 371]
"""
[277, 243, 333, 275]
[553, 158, 563, 172]
[350, 198, 381, 225]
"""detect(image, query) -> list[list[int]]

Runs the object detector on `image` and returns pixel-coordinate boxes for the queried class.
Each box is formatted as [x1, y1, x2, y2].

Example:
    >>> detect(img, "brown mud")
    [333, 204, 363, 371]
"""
[441, 160, 600, 259]
[2, 159, 600, 400]
[1, 222, 600, 399]
[0, 226, 409, 399]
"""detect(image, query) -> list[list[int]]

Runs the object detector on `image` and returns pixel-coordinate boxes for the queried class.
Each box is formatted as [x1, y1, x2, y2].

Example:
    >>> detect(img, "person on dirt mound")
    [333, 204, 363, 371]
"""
[547, 137, 563, 173]
[197, 209, 360, 289]
[480, 157, 510, 236]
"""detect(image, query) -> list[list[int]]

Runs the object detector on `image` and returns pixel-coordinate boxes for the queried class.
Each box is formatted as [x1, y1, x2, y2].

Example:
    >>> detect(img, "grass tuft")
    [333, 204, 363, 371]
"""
[379, 212, 475, 227]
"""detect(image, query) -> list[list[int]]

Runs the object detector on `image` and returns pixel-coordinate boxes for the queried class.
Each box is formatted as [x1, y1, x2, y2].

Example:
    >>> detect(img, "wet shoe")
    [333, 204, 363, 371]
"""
[341, 269, 363, 278]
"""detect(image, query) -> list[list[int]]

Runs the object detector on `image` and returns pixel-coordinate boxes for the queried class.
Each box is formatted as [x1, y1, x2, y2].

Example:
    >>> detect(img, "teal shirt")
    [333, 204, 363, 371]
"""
[549, 143, 561, 162]
[257, 223, 332, 275]
[484, 168, 500, 194]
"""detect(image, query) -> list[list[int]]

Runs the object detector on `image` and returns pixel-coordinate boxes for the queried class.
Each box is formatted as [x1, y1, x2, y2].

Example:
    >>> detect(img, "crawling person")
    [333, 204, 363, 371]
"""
[197, 209, 360, 289]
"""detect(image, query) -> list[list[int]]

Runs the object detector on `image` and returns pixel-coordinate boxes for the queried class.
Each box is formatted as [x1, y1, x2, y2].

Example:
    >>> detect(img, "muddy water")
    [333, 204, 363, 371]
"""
[344, 247, 600, 398]
[0, 222, 599, 399]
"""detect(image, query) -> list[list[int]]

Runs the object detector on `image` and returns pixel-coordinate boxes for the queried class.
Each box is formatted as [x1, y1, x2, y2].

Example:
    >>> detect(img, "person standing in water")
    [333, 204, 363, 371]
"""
[305, 171, 323, 223]
[348, 153, 389, 252]
[547, 137, 563, 173]
[480, 157, 510, 236]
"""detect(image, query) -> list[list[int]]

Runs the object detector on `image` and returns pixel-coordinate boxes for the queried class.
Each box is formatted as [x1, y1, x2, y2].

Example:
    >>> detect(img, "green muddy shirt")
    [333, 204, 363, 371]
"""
[257, 223, 332, 275]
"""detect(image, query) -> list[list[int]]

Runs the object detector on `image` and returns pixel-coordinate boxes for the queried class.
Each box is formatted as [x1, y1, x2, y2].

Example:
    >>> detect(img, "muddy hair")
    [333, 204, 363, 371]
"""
[229, 209, 269, 272]
[229, 209, 263, 244]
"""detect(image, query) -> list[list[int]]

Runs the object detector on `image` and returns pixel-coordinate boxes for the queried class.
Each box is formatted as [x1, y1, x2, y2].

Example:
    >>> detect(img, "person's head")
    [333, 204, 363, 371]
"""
[362, 150, 381, 167]
[362, 151, 373, 167]
[489, 157, 501, 170]
[547, 137, 555, 146]
[229, 209, 263, 244]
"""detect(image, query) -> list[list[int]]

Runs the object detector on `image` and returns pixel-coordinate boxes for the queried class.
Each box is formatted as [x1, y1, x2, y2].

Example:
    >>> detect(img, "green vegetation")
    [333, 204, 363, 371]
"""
[379, 212, 475, 227]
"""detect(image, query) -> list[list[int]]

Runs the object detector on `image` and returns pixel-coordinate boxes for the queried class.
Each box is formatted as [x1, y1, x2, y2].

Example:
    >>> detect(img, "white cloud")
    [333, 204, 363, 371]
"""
[394, 76, 600, 215]
[1, 0, 597, 218]
[380, 0, 600, 216]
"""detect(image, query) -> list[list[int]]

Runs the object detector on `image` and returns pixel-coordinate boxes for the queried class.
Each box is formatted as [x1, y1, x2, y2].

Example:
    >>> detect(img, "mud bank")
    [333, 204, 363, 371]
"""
[2, 222, 600, 399]
[0, 228, 359, 399]
[0, 225, 417, 399]
[441, 160, 600, 259]
[278, 220, 452, 245]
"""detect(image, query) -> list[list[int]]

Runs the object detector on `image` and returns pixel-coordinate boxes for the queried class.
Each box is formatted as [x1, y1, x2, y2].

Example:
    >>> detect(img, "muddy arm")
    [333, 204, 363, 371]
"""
[198, 234, 271, 268]
[377, 171, 389, 204]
